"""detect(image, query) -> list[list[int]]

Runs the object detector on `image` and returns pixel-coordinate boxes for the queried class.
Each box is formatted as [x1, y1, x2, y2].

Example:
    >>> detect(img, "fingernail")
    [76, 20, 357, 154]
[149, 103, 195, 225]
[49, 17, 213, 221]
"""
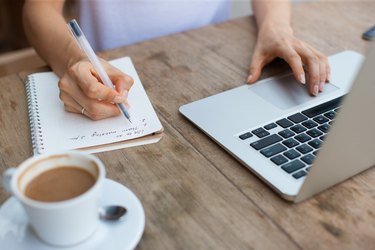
[319, 82, 324, 92]
[114, 95, 125, 103]
[327, 73, 331, 82]
[122, 90, 128, 99]
[300, 74, 306, 84]
[247, 74, 253, 83]
[314, 85, 319, 96]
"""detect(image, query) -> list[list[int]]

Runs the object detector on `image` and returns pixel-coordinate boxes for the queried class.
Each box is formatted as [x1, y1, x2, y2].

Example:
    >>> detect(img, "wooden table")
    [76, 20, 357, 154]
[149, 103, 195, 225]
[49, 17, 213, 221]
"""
[1, 1, 374, 249]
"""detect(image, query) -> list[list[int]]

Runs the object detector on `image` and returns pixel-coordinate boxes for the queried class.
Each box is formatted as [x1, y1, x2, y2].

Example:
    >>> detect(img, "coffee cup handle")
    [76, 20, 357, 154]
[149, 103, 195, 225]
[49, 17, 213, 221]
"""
[3, 168, 16, 193]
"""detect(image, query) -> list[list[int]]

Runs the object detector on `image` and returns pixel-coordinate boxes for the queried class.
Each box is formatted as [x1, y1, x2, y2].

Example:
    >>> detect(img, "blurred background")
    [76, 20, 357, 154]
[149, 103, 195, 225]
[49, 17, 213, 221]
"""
[0, 0, 309, 76]
[0, 0, 77, 76]
[231, 0, 309, 19]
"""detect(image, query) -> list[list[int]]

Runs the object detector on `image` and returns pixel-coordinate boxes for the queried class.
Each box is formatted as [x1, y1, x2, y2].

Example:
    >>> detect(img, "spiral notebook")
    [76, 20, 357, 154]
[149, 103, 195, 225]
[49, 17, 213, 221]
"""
[25, 57, 163, 155]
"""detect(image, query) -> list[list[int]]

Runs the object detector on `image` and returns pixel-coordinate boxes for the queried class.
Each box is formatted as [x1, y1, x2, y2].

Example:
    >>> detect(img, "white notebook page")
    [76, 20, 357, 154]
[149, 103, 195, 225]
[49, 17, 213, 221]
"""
[26, 57, 163, 154]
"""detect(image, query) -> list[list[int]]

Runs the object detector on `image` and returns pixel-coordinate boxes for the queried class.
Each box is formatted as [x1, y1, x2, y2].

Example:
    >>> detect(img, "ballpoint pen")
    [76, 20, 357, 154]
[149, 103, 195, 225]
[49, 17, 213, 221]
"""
[67, 19, 132, 123]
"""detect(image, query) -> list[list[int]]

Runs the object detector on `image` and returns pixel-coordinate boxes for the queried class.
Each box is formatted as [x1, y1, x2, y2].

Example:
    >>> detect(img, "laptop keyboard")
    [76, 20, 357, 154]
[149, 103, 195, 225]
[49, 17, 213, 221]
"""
[239, 96, 345, 180]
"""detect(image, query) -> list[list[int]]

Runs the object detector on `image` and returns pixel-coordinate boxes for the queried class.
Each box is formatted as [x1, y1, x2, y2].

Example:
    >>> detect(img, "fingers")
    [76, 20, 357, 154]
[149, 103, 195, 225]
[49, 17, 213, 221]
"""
[318, 58, 326, 92]
[58, 59, 135, 120]
[248, 48, 278, 84]
[299, 49, 319, 96]
[59, 90, 82, 112]
[308, 45, 331, 84]
[106, 65, 134, 96]
[60, 88, 120, 120]
[69, 60, 134, 103]
[326, 61, 331, 83]
[297, 44, 329, 96]
[280, 49, 306, 85]
[59, 76, 120, 120]
[248, 51, 266, 84]
[248, 32, 330, 97]
[250, 46, 307, 87]
[71, 62, 126, 103]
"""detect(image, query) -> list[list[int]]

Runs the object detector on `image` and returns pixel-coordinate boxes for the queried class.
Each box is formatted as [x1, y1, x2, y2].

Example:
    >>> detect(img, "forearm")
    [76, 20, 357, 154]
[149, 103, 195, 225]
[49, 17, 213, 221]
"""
[23, 0, 85, 77]
[252, 0, 292, 33]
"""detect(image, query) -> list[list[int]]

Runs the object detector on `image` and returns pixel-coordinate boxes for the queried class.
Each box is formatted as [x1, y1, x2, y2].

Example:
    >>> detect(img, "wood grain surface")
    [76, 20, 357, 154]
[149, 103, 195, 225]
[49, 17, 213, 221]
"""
[1, 1, 374, 249]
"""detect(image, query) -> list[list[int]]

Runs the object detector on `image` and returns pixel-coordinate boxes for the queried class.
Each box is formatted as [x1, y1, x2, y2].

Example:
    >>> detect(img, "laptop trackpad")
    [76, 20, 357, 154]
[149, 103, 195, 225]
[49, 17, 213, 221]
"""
[251, 74, 340, 110]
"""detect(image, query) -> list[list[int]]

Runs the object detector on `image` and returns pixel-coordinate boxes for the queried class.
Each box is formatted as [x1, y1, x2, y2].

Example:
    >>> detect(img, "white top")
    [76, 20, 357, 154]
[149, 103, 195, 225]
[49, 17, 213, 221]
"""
[78, 0, 230, 51]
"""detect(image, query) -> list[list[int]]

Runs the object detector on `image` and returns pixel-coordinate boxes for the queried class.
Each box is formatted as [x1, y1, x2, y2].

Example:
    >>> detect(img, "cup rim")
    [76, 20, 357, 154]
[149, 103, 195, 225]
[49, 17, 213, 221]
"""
[10, 151, 106, 209]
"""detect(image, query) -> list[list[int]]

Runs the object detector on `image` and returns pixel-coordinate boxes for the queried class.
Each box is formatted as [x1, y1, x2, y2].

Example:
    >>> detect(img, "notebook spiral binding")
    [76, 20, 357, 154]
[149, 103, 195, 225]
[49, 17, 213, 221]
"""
[25, 76, 44, 155]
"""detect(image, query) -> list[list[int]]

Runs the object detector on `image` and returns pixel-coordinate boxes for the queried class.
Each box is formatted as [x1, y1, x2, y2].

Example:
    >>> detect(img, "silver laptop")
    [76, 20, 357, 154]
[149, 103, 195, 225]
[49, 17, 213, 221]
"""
[179, 44, 375, 203]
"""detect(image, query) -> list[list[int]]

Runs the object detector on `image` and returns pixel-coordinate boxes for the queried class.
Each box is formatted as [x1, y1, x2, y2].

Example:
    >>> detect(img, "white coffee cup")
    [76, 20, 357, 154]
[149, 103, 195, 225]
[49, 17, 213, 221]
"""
[2, 151, 106, 246]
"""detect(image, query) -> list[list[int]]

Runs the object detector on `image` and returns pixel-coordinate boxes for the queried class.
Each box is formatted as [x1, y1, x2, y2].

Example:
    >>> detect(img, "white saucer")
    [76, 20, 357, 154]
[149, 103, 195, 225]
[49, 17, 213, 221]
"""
[0, 179, 145, 250]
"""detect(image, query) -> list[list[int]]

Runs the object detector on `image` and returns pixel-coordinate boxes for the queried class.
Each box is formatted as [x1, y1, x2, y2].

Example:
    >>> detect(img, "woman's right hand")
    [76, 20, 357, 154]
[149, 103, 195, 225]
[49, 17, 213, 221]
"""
[58, 58, 134, 120]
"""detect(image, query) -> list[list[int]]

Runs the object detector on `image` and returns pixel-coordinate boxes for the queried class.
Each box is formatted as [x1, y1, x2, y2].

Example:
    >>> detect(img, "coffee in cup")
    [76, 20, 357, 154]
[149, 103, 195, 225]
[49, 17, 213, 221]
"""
[24, 166, 96, 202]
[3, 152, 106, 246]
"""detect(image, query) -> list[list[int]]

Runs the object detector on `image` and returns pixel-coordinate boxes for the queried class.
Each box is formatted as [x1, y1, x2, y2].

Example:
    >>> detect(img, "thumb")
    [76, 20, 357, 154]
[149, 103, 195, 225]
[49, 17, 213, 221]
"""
[247, 54, 265, 84]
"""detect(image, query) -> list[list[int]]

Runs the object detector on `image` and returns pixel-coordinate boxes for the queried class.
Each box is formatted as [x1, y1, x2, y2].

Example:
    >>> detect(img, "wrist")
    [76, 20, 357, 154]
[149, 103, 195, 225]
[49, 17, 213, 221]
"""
[65, 38, 87, 68]
[67, 53, 86, 69]
[258, 19, 294, 40]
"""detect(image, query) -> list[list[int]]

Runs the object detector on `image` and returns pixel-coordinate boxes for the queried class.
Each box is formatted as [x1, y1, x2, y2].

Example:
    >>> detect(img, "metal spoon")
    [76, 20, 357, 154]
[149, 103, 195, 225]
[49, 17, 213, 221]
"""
[99, 205, 127, 221]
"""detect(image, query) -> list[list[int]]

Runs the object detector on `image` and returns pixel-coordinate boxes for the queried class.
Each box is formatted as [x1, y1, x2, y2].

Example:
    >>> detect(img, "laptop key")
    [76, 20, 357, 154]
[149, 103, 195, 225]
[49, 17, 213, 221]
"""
[282, 138, 300, 148]
[288, 113, 308, 123]
[302, 96, 344, 118]
[292, 170, 307, 179]
[276, 118, 293, 128]
[284, 149, 301, 159]
[271, 154, 288, 165]
[308, 139, 322, 149]
[281, 159, 306, 174]
[278, 129, 295, 138]
[250, 134, 283, 150]
[306, 128, 323, 138]
[302, 120, 318, 129]
[257, 131, 271, 138]
[261, 143, 287, 158]
[252, 128, 270, 138]
[324, 111, 336, 120]
[239, 132, 252, 140]
[290, 124, 307, 134]
[264, 123, 277, 130]
[251, 127, 262, 133]
[296, 144, 314, 154]
[318, 123, 330, 133]
[301, 154, 315, 165]
[313, 151, 319, 156]
[313, 115, 329, 124]
[252, 127, 265, 135]
[295, 133, 311, 143]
